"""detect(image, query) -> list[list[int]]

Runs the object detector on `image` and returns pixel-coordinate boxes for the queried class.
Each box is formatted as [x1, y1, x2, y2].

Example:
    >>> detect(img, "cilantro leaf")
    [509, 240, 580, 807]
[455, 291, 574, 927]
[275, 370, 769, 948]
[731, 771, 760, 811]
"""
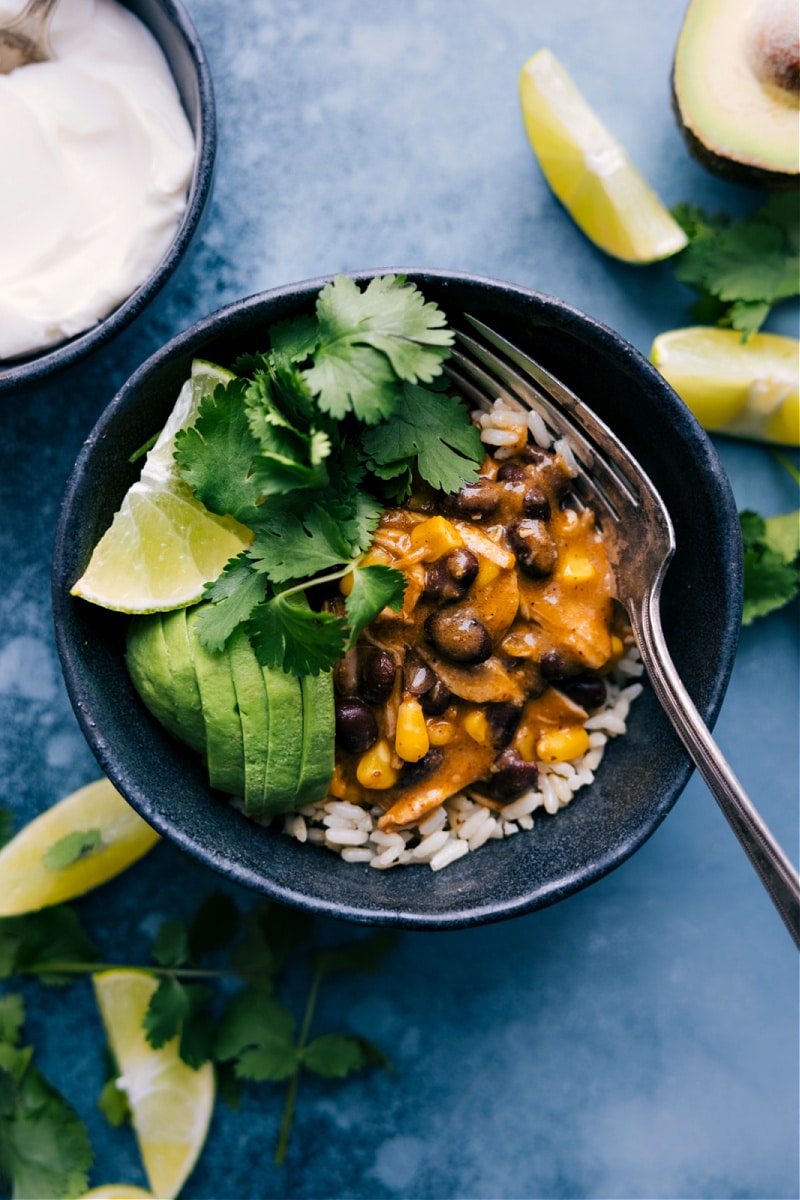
[143, 976, 190, 1048]
[740, 507, 800, 625]
[41, 829, 102, 871]
[97, 1078, 130, 1129]
[0, 1024, 93, 1200]
[0, 995, 25, 1049]
[247, 591, 348, 676]
[672, 196, 800, 339]
[175, 378, 263, 524]
[362, 381, 484, 495]
[151, 918, 190, 968]
[302, 1033, 368, 1079]
[216, 991, 298, 1082]
[198, 555, 267, 652]
[249, 501, 354, 584]
[304, 275, 453, 423]
[345, 565, 406, 647]
[0, 908, 97, 986]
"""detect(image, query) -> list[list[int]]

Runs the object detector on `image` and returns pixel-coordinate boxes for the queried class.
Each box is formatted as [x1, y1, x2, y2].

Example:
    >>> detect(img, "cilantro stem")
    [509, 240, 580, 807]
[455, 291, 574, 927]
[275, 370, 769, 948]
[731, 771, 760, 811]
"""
[279, 563, 354, 599]
[774, 450, 800, 486]
[274, 963, 324, 1165]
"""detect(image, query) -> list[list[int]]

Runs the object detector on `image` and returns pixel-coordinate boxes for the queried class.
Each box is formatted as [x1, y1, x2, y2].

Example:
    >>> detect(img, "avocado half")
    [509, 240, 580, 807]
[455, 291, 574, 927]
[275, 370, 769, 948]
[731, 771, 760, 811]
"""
[672, 0, 799, 190]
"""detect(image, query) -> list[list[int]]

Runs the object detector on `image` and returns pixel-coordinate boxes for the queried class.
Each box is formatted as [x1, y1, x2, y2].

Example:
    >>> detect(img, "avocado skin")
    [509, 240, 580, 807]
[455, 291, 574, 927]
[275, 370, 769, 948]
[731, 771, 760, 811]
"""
[671, 76, 799, 192]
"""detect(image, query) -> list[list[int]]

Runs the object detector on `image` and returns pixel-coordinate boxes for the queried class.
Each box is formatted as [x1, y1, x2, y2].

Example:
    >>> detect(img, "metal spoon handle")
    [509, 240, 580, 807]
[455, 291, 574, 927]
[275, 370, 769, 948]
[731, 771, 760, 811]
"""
[631, 586, 800, 950]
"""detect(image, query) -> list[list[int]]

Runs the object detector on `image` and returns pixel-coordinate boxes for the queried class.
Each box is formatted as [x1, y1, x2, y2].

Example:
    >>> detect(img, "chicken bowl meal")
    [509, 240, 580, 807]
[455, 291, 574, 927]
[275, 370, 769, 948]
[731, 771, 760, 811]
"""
[52, 270, 742, 928]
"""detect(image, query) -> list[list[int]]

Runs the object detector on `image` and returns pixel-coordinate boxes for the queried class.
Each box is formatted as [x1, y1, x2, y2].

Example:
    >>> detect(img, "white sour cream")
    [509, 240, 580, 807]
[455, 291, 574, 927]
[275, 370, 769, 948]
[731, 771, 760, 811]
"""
[0, 0, 195, 361]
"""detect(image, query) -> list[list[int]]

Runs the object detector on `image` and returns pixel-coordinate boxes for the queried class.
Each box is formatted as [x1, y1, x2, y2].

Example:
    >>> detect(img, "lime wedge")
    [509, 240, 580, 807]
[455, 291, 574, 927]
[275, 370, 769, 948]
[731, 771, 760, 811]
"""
[93, 970, 215, 1200]
[78, 1188, 153, 1199]
[651, 326, 799, 445]
[71, 362, 251, 614]
[0, 777, 159, 917]
[519, 49, 688, 263]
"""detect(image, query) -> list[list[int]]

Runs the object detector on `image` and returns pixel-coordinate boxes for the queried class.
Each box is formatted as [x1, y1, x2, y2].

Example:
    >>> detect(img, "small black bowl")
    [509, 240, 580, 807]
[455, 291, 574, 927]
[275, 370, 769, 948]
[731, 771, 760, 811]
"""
[0, 0, 215, 395]
[52, 270, 743, 929]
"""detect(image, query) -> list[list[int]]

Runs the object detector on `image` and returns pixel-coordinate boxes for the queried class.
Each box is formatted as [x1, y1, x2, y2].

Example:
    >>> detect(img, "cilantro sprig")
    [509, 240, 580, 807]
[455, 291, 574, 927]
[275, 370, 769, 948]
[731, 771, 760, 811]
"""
[671, 193, 800, 340]
[0, 880, 397, 1178]
[173, 274, 483, 676]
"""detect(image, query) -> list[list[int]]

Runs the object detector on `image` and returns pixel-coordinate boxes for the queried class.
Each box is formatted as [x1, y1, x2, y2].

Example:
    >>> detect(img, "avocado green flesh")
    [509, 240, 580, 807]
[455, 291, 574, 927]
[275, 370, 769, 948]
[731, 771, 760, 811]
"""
[226, 627, 270, 811]
[160, 609, 206, 754]
[126, 601, 336, 814]
[672, 0, 799, 189]
[185, 608, 246, 796]
[261, 666, 306, 815]
[299, 671, 336, 806]
[126, 615, 186, 745]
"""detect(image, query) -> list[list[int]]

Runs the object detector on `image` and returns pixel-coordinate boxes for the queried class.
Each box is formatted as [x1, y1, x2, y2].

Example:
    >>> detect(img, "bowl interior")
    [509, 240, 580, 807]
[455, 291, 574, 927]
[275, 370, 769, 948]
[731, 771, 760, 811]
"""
[52, 270, 743, 929]
[0, 0, 215, 394]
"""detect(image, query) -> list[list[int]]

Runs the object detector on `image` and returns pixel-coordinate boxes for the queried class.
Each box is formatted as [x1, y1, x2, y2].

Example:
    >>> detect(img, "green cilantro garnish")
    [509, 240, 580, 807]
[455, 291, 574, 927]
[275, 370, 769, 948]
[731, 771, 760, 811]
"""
[0, 993, 93, 1199]
[0, 889, 396, 1171]
[174, 274, 483, 676]
[671, 193, 800, 339]
[42, 830, 102, 871]
[740, 507, 800, 625]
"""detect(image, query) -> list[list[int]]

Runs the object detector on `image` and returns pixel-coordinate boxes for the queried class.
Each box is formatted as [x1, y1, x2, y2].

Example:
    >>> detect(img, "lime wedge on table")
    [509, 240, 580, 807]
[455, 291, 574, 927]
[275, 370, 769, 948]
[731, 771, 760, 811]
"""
[93, 970, 215, 1200]
[651, 327, 799, 446]
[71, 361, 251, 614]
[519, 49, 688, 263]
[0, 777, 159, 917]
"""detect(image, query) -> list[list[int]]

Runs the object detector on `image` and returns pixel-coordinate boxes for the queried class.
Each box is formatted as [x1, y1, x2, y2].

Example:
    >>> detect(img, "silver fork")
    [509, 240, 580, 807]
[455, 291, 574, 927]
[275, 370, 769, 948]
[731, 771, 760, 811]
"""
[447, 315, 800, 950]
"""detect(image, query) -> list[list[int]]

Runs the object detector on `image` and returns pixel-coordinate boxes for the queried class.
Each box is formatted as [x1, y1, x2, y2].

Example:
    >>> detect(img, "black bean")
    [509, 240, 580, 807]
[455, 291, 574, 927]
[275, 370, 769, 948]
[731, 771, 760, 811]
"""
[424, 609, 493, 664]
[555, 673, 607, 711]
[488, 748, 539, 801]
[496, 462, 528, 486]
[522, 485, 551, 520]
[486, 703, 522, 748]
[445, 480, 500, 518]
[359, 647, 396, 705]
[508, 519, 558, 578]
[403, 648, 436, 695]
[420, 679, 452, 715]
[399, 746, 444, 787]
[539, 649, 567, 681]
[335, 699, 378, 754]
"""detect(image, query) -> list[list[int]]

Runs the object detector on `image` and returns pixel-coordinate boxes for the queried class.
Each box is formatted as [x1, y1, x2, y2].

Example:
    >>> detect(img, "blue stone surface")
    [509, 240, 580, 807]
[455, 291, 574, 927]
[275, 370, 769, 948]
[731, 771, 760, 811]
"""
[1, 0, 798, 1197]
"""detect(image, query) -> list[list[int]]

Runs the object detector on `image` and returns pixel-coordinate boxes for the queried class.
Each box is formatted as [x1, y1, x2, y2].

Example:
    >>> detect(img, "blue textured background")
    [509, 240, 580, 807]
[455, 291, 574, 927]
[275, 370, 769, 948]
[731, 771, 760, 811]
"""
[1, 0, 798, 1197]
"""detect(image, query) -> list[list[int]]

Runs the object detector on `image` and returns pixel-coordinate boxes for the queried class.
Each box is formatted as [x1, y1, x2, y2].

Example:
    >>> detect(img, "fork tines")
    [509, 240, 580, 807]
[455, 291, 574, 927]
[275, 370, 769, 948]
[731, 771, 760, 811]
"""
[446, 316, 641, 524]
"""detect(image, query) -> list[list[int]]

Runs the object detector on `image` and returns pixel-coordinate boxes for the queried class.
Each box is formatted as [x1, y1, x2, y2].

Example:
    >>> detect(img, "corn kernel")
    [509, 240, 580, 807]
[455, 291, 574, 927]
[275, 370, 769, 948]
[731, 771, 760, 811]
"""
[560, 554, 595, 582]
[463, 709, 493, 747]
[512, 722, 538, 762]
[409, 516, 463, 560]
[356, 739, 399, 789]
[427, 718, 455, 746]
[395, 698, 430, 762]
[536, 725, 590, 764]
[339, 569, 355, 596]
[599, 634, 626, 674]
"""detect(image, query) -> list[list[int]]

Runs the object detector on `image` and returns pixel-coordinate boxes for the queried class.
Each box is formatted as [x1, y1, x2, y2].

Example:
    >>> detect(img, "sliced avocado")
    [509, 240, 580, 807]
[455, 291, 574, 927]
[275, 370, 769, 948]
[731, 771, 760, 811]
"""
[126, 614, 186, 744]
[298, 671, 336, 806]
[672, 0, 799, 190]
[226, 626, 270, 812]
[260, 664, 305, 815]
[160, 609, 206, 754]
[186, 606, 246, 797]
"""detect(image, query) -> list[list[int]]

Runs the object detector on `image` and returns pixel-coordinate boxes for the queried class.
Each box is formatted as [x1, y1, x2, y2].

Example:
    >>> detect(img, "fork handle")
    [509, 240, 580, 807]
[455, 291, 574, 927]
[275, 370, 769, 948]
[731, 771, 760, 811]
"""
[630, 589, 800, 950]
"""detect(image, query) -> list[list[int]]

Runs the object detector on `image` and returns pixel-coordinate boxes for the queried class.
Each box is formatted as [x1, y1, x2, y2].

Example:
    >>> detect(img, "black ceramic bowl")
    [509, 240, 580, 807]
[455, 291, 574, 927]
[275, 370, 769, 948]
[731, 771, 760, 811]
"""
[0, 0, 215, 395]
[52, 270, 743, 929]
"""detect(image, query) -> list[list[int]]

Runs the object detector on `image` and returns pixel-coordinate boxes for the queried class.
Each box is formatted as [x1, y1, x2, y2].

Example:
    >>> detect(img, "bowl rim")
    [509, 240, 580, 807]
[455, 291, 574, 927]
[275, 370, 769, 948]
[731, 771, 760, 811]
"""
[0, 0, 216, 395]
[52, 267, 744, 928]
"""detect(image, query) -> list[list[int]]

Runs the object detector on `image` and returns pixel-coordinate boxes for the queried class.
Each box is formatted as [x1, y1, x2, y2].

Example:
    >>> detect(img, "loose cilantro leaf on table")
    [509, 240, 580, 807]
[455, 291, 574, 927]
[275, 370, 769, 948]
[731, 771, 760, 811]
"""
[173, 274, 482, 675]
[671, 194, 800, 339]
[42, 830, 102, 871]
[0, 994, 93, 1200]
[740, 507, 800, 625]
